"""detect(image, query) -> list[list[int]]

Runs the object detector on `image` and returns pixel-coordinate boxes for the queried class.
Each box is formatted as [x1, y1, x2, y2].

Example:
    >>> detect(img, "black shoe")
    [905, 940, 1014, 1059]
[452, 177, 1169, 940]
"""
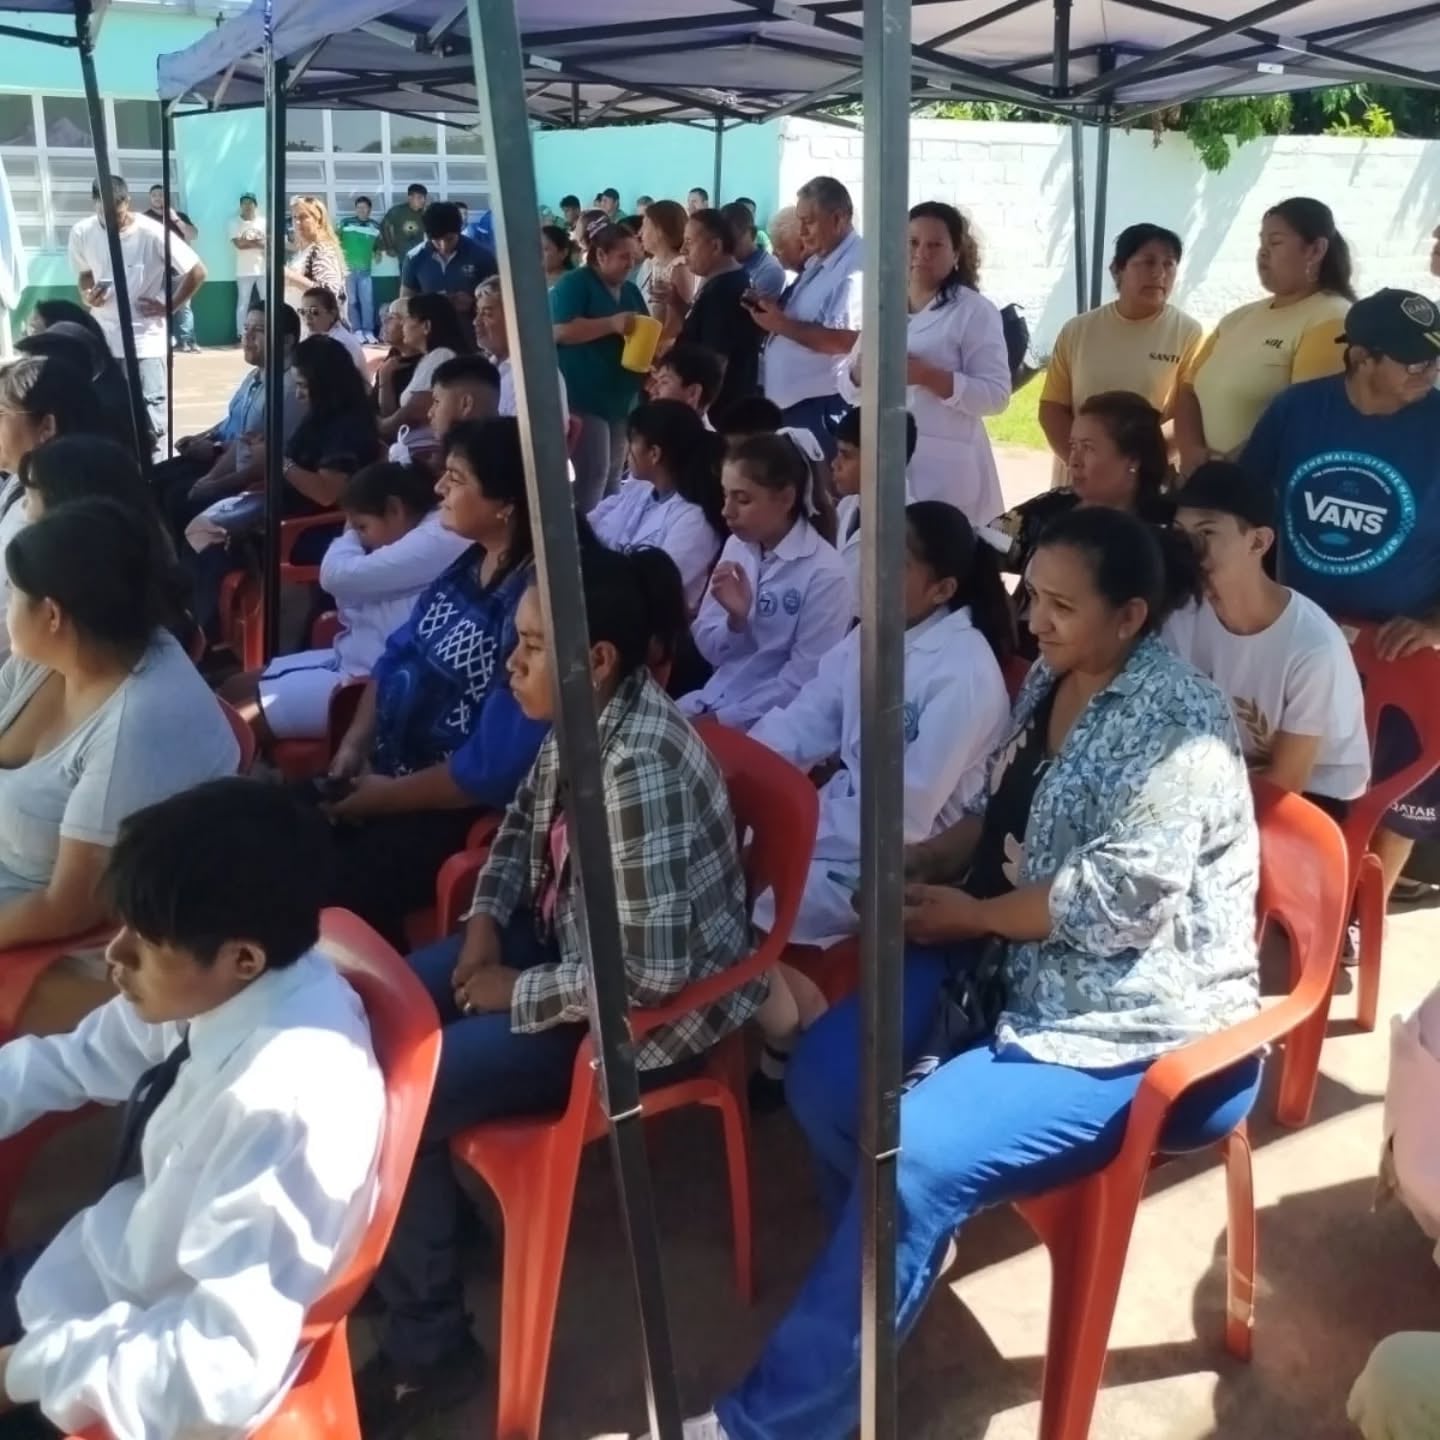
[355, 1335, 486, 1440]
[747, 1069, 787, 1115]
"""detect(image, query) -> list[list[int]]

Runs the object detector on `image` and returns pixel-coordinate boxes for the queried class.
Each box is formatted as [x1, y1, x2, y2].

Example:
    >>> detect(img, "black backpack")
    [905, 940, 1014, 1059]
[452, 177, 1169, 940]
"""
[999, 302, 1033, 388]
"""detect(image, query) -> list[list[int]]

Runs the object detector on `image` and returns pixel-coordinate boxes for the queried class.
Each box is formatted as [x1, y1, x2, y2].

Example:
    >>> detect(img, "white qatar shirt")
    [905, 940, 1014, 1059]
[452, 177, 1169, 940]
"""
[0, 949, 385, 1440]
[67, 212, 202, 361]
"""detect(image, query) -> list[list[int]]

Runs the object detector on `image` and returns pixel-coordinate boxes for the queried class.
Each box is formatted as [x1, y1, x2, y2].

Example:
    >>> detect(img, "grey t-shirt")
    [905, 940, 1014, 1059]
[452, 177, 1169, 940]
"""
[0, 630, 240, 901]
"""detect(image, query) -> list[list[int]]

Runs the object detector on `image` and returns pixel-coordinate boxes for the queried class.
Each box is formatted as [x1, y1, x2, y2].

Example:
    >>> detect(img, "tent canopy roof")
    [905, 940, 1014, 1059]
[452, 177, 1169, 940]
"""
[158, 0, 1440, 127]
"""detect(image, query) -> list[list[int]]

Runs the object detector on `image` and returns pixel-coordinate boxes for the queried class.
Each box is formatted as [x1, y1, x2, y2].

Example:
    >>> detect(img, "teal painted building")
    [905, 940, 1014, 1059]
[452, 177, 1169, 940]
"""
[0, 0, 783, 343]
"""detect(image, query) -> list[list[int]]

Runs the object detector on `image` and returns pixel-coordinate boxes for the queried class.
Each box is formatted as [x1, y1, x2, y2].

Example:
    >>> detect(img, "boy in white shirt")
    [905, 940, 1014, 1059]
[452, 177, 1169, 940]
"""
[0, 780, 385, 1440]
[1169, 460, 1369, 803]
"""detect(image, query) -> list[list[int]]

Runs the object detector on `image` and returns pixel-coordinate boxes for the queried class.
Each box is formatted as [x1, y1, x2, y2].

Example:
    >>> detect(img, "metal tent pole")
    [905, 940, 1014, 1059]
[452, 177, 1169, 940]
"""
[466, 2, 683, 1437]
[1051, 0, 1087, 315]
[1089, 111, 1111, 308]
[262, 8, 288, 662]
[712, 115, 723, 202]
[76, 0, 148, 467]
[161, 110, 174, 459]
[857, 0, 910, 1431]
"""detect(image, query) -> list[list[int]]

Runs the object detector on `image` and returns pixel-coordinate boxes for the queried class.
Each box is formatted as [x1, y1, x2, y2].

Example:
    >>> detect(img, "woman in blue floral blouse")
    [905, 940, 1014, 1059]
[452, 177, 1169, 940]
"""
[682, 506, 1266, 1440]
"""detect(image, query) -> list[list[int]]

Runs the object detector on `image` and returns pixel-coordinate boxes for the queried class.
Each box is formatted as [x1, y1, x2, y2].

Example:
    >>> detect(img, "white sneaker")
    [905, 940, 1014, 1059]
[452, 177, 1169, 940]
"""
[638, 1413, 728, 1440]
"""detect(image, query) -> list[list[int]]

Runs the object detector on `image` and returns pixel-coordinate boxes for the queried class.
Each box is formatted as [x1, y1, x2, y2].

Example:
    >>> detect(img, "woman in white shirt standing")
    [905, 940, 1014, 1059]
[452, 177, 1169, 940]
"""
[590, 399, 726, 614]
[221, 461, 471, 745]
[841, 201, 1012, 524]
[680, 431, 852, 732]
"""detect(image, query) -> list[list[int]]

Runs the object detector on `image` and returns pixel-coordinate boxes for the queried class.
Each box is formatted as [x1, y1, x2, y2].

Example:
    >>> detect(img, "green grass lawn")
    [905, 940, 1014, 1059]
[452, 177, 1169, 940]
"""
[985, 371, 1048, 451]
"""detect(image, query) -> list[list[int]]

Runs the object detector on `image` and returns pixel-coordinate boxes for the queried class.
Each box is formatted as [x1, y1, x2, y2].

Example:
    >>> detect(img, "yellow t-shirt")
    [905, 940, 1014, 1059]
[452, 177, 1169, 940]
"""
[1186, 291, 1351, 457]
[1042, 300, 1204, 416]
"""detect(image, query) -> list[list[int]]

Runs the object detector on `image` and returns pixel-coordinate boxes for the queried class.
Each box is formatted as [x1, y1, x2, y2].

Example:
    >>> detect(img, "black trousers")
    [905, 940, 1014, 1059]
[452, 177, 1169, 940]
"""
[302, 795, 485, 952]
[0, 1248, 57, 1439]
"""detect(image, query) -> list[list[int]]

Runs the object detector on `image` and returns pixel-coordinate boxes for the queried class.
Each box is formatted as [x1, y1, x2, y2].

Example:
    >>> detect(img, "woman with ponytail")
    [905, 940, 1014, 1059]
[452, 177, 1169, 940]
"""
[680, 427, 850, 731]
[839, 201, 1011, 524]
[1176, 195, 1355, 472]
[744, 500, 1015, 1104]
[366, 541, 757, 1423]
[591, 399, 727, 613]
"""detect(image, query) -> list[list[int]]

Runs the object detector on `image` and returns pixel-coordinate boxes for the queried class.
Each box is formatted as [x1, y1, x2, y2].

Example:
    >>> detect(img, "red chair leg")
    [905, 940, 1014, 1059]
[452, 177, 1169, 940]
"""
[1025, 1172, 1146, 1440]
[1355, 855, 1385, 1032]
[1223, 1124, 1257, 1362]
[462, 1126, 586, 1440]
[1274, 981, 1333, 1129]
[707, 1038, 755, 1304]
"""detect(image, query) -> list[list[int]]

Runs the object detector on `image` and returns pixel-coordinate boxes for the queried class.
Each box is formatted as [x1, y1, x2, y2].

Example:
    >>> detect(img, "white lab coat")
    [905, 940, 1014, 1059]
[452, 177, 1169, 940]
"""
[319, 512, 473, 676]
[681, 517, 853, 732]
[835, 481, 915, 616]
[841, 287, 1011, 525]
[589, 480, 723, 615]
[749, 605, 1011, 945]
[0, 950, 385, 1439]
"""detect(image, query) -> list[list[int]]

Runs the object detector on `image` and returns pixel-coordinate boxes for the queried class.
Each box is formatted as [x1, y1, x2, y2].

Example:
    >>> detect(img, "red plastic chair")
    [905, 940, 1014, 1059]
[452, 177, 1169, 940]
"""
[217, 695, 258, 774]
[1332, 623, 1440, 1032]
[1011, 783, 1347, 1440]
[268, 626, 359, 782]
[279, 511, 344, 586]
[9, 908, 441, 1440]
[441, 724, 816, 1440]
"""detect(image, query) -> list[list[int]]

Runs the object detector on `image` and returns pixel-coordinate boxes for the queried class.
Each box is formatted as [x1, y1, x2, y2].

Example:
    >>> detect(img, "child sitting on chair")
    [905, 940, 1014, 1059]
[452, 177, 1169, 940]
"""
[221, 460, 470, 745]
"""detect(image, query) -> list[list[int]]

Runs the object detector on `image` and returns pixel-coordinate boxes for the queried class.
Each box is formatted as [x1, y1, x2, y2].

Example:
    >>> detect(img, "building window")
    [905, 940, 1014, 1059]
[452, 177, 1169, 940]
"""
[0, 92, 176, 253]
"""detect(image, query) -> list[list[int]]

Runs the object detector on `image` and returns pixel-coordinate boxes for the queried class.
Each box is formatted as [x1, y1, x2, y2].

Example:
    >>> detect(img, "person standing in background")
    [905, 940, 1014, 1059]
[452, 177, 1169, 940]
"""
[145, 183, 200, 353]
[228, 193, 266, 345]
[722, 202, 785, 301]
[380, 183, 429, 262]
[768, 206, 807, 280]
[688, 187, 709, 215]
[1039, 223, 1202, 488]
[399, 202, 496, 322]
[679, 208, 764, 420]
[750, 176, 864, 459]
[734, 196, 771, 253]
[339, 196, 382, 343]
[69, 175, 206, 461]
[1175, 196, 1354, 473]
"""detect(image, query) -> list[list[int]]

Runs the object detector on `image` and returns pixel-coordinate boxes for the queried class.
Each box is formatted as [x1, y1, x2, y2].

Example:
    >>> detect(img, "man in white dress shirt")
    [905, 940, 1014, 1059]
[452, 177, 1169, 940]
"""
[0, 780, 385, 1440]
[67, 175, 206, 462]
[749, 175, 864, 460]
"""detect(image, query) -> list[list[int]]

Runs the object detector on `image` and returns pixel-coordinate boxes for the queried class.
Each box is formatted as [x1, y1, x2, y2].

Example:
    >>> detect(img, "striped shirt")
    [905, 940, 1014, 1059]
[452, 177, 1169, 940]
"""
[295, 241, 346, 306]
[469, 670, 762, 1069]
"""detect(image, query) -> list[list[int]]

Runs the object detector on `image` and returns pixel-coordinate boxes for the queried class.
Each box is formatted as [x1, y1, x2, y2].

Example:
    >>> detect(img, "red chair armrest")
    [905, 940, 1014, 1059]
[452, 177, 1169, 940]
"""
[436, 850, 488, 936]
[0, 927, 116, 1035]
[279, 511, 344, 568]
[631, 925, 789, 1038]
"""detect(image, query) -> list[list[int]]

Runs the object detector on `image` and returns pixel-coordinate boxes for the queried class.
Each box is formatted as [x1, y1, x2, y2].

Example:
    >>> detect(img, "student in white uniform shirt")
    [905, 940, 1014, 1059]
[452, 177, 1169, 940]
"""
[839, 202, 1011, 525]
[680, 430, 852, 732]
[746, 500, 1015, 1105]
[0, 779, 385, 1440]
[1167, 460, 1369, 803]
[590, 400, 726, 613]
[832, 405, 917, 612]
[650, 340, 725, 424]
[67, 176, 206, 462]
[221, 461, 472, 744]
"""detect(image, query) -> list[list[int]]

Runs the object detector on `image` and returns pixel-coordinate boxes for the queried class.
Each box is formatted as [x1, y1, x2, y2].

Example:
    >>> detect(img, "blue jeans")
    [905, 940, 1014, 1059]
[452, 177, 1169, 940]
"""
[137, 356, 167, 462]
[173, 301, 196, 348]
[377, 918, 585, 1366]
[777, 394, 850, 463]
[715, 946, 1263, 1440]
[347, 271, 375, 337]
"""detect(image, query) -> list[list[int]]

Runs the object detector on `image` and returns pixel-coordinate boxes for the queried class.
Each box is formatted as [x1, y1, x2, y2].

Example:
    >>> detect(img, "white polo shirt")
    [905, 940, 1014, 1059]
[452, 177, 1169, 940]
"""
[67, 212, 202, 361]
[762, 226, 865, 412]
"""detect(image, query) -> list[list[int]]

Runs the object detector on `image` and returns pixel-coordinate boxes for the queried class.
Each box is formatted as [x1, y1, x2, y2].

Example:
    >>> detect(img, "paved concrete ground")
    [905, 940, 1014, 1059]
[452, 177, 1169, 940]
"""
[17, 351, 1438, 1440]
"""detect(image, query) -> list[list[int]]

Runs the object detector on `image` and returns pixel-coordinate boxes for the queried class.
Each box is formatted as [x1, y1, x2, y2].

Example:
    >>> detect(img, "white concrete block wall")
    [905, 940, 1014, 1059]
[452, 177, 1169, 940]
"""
[776, 117, 1440, 355]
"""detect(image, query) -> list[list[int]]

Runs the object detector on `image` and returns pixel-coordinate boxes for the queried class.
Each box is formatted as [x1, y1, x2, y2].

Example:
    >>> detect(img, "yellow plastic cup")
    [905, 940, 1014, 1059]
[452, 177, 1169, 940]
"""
[621, 313, 662, 373]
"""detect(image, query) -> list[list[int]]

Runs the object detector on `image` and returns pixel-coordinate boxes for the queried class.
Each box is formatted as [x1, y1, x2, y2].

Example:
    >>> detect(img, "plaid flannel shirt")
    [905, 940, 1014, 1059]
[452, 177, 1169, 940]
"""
[468, 671, 763, 1070]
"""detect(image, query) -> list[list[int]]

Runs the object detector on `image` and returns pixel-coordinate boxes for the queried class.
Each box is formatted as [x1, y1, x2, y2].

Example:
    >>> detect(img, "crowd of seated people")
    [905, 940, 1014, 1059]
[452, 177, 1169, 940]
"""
[0, 173, 1435, 1440]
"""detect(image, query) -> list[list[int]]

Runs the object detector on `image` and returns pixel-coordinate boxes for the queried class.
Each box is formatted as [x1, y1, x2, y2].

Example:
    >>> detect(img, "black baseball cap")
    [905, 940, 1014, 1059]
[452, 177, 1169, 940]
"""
[239, 191, 258, 204]
[1339, 288, 1440, 365]
[1174, 460, 1274, 530]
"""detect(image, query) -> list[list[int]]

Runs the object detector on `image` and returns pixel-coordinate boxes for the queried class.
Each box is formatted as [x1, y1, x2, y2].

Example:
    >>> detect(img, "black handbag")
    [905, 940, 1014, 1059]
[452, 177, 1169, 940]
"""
[902, 937, 1008, 1092]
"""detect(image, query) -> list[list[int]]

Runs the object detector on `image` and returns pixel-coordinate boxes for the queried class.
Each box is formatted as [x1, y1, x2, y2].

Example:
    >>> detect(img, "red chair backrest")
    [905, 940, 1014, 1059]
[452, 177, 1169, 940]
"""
[1252, 780, 1350, 1000]
[299, 909, 441, 1334]
[217, 696, 258, 774]
[1342, 622, 1440, 858]
[1002, 652, 1032, 703]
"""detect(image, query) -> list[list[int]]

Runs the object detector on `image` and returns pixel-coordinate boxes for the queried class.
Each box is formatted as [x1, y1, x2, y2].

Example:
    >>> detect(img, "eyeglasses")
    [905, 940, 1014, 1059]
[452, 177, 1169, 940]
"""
[298, 307, 326, 317]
